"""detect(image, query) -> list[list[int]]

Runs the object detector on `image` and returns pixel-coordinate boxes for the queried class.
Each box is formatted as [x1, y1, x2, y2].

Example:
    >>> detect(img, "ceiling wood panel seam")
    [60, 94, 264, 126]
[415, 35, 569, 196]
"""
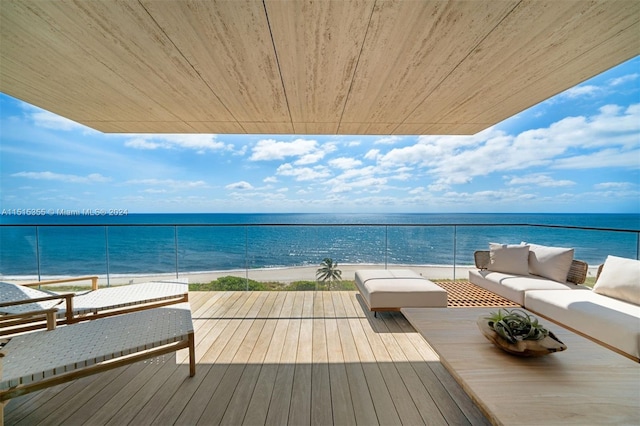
[136, 0, 239, 131]
[398, 0, 524, 132]
[263, 0, 293, 131]
[336, 0, 378, 135]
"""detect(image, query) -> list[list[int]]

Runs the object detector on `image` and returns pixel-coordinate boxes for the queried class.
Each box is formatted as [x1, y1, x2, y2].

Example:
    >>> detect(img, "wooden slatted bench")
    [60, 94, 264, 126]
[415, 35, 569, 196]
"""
[0, 303, 195, 418]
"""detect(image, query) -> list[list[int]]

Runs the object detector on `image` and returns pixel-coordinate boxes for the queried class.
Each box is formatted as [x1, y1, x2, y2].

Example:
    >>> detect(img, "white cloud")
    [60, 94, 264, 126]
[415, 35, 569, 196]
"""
[553, 148, 640, 169]
[374, 136, 403, 145]
[371, 103, 639, 190]
[594, 182, 634, 190]
[12, 171, 110, 183]
[329, 157, 363, 170]
[608, 73, 639, 87]
[506, 174, 576, 187]
[263, 176, 278, 183]
[124, 134, 225, 153]
[125, 138, 162, 150]
[127, 178, 207, 189]
[276, 163, 331, 181]
[364, 149, 380, 160]
[29, 109, 89, 132]
[250, 138, 334, 165]
[558, 85, 601, 99]
[225, 181, 254, 190]
[296, 151, 327, 165]
[428, 182, 450, 192]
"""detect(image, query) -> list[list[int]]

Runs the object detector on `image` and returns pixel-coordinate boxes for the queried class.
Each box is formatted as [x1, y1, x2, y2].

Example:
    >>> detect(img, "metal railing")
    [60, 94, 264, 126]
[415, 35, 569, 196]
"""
[1, 223, 638, 286]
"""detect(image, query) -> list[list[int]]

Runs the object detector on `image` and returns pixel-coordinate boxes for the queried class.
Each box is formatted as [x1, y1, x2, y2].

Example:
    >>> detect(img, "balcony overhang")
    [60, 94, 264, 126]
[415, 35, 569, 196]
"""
[1, 1, 639, 135]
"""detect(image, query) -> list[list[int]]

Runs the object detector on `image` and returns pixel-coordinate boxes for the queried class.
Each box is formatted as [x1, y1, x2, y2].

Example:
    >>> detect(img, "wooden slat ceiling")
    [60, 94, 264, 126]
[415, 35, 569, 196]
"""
[1, 0, 639, 135]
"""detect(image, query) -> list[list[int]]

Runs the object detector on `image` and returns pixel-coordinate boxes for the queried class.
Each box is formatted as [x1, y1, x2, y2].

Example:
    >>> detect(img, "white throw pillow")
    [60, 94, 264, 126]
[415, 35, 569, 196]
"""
[524, 243, 574, 283]
[593, 255, 640, 305]
[488, 243, 529, 275]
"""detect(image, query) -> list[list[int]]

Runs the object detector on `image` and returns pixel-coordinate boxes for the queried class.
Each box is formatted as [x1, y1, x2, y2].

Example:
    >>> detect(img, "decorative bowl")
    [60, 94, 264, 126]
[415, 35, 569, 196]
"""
[477, 309, 567, 357]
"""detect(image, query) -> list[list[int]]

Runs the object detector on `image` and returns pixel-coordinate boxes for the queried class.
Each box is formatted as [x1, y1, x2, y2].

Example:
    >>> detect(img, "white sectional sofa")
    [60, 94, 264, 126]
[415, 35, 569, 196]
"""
[469, 244, 590, 306]
[469, 243, 640, 362]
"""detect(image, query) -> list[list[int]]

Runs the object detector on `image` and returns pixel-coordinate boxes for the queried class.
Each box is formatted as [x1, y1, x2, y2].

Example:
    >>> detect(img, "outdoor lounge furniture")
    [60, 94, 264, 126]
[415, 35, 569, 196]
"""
[0, 277, 189, 335]
[470, 245, 640, 362]
[355, 269, 447, 314]
[469, 246, 589, 305]
[524, 255, 640, 361]
[0, 303, 195, 414]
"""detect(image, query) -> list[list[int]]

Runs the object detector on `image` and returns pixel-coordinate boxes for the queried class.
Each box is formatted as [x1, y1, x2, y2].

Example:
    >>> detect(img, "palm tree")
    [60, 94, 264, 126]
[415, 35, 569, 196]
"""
[316, 257, 342, 287]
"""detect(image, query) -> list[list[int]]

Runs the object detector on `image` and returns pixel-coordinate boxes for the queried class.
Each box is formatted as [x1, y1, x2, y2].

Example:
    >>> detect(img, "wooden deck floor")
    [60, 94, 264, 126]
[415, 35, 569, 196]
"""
[4, 291, 490, 425]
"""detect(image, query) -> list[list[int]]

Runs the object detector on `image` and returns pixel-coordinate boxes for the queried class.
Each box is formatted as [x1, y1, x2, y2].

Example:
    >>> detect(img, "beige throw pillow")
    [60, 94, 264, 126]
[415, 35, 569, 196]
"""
[593, 255, 640, 305]
[525, 243, 574, 283]
[488, 243, 530, 275]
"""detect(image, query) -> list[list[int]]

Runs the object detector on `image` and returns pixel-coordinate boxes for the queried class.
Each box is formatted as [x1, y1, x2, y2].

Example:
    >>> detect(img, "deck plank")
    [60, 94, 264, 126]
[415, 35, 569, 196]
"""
[242, 292, 295, 425]
[340, 292, 404, 425]
[333, 292, 380, 426]
[324, 291, 357, 426]
[3, 291, 490, 426]
[148, 292, 256, 425]
[177, 291, 264, 425]
[219, 292, 284, 426]
[288, 291, 314, 425]
[264, 292, 305, 425]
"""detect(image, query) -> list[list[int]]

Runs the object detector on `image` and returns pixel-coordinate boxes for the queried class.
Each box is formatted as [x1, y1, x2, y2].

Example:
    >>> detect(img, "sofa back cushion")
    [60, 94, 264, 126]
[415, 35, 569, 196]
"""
[593, 255, 640, 305]
[488, 243, 529, 275]
[524, 243, 575, 283]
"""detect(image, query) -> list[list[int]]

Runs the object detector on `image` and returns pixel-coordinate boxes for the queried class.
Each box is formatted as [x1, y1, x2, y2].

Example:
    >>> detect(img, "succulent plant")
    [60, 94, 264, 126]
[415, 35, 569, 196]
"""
[485, 309, 549, 344]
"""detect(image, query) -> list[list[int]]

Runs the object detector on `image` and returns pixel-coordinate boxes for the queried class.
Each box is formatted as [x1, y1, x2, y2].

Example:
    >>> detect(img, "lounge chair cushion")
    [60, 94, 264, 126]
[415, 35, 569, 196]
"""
[593, 255, 640, 305]
[525, 289, 640, 359]
[524, 243, 574, 283]
[487, 243, 529, 275]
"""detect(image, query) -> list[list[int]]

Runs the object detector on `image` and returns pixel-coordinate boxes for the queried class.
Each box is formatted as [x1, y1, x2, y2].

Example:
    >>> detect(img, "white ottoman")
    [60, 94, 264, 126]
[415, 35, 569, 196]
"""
[355, 269, 448, 314]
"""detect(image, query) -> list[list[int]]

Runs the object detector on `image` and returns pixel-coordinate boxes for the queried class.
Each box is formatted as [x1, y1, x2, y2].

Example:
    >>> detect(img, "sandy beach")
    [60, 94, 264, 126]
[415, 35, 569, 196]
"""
[6, 264, 470, 286]
[6, 263, 600, 287]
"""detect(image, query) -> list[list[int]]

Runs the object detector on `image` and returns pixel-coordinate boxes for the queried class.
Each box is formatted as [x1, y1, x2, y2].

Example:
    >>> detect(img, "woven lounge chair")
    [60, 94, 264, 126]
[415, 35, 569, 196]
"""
[0, 276, 189, 335]
[0, 303, 195, 415]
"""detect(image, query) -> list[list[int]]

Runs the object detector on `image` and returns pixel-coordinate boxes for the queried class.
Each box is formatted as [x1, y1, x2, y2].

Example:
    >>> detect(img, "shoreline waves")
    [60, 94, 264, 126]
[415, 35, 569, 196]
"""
[3, 263, 601, 287]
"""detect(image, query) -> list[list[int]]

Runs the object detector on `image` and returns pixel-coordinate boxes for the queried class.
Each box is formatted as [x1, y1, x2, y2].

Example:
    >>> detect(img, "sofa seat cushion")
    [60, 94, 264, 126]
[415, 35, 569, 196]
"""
[525, 289, 640, 360]
[355, 269, 447, 310]
[469, 269, 583, 306]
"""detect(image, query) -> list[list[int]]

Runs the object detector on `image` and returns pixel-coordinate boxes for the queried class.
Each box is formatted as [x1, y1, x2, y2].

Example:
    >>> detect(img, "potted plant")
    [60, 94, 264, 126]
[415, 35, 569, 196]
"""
[477, 309, 567, 357]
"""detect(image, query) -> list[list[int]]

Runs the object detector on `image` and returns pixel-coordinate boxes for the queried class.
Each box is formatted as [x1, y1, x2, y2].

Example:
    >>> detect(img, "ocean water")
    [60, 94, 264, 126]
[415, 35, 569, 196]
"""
[1, 213, 638, 278]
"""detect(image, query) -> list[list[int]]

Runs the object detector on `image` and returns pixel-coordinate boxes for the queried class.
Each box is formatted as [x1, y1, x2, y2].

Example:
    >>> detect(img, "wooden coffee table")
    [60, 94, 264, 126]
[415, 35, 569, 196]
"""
[402, 307, 640, 425]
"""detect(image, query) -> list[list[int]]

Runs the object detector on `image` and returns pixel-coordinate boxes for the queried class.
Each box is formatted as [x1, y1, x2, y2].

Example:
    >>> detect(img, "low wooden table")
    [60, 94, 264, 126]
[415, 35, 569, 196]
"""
[402, 307, 640, 425]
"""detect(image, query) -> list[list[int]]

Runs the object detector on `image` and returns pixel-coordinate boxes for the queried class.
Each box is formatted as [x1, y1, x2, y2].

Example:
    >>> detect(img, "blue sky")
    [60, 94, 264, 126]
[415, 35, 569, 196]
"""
[1, 56, 639, 214]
